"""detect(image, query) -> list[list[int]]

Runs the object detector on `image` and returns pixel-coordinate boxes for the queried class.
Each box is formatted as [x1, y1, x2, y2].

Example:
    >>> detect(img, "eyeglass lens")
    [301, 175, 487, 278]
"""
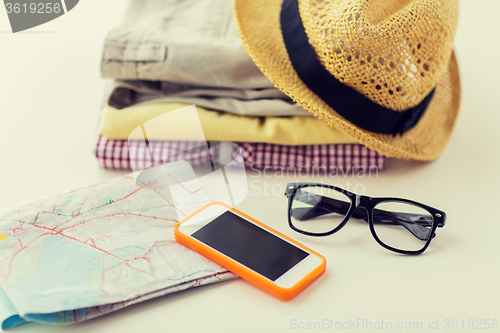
[290, 186, 435, 252]
[290, 185, 351, 234]
[372, 201, 434, 252]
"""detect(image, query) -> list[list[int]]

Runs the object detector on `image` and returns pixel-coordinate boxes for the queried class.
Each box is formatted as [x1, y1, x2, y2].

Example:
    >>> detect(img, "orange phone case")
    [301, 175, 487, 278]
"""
[174, 202, 326, 300]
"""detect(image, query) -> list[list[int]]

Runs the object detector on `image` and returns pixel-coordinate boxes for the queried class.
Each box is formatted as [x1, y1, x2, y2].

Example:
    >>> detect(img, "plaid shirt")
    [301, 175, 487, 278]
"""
[95, 135, 386, 172]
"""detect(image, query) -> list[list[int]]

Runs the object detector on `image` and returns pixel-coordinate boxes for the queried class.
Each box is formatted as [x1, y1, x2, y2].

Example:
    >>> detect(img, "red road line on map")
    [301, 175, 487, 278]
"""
[33, 194, 62, 210]
[30, 224, 126, 262]
[103, 213, 178, 222]
[125, 259, 155, 277]
[2, 246, 27, 284]
[9, 222, 24, 236]
[98, 253, 156, 293]
[152, 189, 187, 218]
[61, 185, 174, 231]
[126, 256, 156, 278]
[2, 177, 187, 285]
[1, 232, 54, 283]
[166, 173, 203, 194]
[148, 240, 167, 252]
[115, 187, 143, 202]
[2, 231, 153, 285]
[60, 220, 90, 232]
[63, 180, 154, 218]
[99, 261, 128, 294]
[84, 237, 97, 247]
[77, 184, 97, 216]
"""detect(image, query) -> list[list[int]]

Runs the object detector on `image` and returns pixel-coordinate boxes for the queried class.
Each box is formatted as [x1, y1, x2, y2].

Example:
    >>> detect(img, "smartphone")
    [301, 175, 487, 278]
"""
[174, 202, 326, 300]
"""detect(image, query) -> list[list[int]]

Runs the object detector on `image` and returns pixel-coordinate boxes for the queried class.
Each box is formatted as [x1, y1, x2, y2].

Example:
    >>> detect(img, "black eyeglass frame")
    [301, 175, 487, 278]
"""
[284, 183, 446, 255]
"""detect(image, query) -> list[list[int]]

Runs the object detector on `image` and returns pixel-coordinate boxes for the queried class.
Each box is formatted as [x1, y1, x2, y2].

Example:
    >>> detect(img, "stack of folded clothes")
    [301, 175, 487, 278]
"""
[95, 0, 386, 172]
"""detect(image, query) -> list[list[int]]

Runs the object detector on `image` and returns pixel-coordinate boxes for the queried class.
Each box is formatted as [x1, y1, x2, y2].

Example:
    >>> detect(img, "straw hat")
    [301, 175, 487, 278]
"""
[234, 0, 460, 161]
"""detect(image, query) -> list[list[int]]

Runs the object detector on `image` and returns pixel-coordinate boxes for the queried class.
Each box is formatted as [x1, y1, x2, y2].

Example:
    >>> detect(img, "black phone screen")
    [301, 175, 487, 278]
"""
[191, 211, 309, 281]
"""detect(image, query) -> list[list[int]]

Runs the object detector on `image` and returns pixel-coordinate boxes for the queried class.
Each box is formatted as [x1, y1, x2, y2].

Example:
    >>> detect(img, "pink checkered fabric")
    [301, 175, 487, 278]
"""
[95, 135, 385, 171]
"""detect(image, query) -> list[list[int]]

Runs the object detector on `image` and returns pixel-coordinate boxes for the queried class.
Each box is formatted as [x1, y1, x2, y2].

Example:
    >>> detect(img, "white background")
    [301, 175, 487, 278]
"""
[0, 1, 499, 332]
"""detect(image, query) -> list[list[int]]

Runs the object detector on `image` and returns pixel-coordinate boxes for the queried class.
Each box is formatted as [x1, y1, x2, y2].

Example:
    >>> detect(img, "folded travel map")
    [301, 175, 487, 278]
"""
[0, 160, 236, 329]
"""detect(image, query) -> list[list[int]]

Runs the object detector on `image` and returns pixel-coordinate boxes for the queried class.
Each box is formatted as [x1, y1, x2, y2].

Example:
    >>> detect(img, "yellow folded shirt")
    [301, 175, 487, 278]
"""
[100, 102, 357, 145]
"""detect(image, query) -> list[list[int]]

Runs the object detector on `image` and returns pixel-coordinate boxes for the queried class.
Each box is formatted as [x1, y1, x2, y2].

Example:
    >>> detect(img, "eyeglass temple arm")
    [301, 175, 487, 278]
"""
[291, 192, 437, 241]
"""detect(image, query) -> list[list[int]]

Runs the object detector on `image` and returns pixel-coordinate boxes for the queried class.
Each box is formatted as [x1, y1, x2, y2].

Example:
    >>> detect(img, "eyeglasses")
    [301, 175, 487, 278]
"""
[284, 183, 446, 255]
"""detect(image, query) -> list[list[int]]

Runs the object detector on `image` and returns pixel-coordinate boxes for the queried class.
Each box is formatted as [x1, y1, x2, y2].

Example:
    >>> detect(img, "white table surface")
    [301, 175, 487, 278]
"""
[0, 1, 499, 332]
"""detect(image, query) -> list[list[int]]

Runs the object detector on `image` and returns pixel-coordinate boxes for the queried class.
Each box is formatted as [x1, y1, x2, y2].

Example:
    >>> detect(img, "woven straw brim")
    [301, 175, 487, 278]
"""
[234, 0, 461, 161]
